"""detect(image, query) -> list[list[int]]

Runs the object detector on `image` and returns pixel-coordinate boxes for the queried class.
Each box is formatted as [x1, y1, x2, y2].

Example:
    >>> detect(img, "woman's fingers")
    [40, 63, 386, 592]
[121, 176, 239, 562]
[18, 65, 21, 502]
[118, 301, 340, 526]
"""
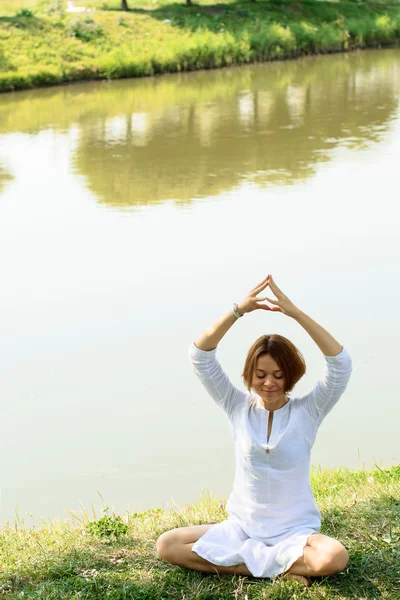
[257, 303, 282, 312]
[269, 275, 283, 296]
[250, 274, 285, 302]
[252, 274, 269, 289]
[251, 274, 270, 294]
[265, 296, 278, 305]
[255, 303, 271, 311]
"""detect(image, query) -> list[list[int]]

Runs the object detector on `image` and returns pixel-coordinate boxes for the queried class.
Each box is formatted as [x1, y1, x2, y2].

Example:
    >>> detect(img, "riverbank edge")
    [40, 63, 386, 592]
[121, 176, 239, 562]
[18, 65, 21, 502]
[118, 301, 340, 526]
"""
[0, 465, 399, 599]
[1, 2, 400, 93]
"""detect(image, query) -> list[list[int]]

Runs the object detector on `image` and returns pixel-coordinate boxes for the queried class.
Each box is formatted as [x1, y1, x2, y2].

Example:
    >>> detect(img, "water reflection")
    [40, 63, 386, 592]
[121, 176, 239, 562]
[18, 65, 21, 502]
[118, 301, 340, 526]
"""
[0, 164, 13, 193]
[0, 49, 399, 208]
[77, 51, 399, 206]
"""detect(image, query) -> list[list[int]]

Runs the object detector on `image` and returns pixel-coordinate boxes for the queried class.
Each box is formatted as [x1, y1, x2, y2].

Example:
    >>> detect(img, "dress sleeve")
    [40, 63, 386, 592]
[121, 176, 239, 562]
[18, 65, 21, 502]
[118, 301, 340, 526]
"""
[299, 347, 352, 425]
[188, 342, 248, 419]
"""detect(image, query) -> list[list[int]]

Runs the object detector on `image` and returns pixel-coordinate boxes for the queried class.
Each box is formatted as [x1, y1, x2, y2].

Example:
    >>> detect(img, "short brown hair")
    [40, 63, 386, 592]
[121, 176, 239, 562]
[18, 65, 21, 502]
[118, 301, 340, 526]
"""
[242, 334, 306, 394]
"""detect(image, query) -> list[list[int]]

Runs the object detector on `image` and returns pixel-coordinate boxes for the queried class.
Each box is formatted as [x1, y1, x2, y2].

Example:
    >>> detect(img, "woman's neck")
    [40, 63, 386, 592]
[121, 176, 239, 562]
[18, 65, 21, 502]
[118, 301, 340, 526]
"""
[259, 393, 289, 412]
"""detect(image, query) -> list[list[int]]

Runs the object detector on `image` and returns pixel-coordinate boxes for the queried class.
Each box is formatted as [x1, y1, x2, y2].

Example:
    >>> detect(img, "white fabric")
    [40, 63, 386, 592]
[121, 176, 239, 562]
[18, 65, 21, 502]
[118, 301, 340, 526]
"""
[189, 342, 352, 578]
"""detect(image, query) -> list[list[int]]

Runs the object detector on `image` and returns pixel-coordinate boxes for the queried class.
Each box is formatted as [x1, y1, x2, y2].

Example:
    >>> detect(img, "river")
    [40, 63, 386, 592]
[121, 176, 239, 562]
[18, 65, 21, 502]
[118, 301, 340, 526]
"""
[0, 48, 399, 526]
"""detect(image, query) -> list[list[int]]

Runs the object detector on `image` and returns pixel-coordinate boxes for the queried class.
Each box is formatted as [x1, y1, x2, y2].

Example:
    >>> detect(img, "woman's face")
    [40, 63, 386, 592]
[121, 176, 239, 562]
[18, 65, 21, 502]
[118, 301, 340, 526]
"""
[251, 354, 286, 405]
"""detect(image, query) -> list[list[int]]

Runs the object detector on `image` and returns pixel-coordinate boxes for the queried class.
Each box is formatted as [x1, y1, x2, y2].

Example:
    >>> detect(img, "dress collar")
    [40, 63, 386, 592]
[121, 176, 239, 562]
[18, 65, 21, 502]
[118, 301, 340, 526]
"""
[254, 394, 291, 412]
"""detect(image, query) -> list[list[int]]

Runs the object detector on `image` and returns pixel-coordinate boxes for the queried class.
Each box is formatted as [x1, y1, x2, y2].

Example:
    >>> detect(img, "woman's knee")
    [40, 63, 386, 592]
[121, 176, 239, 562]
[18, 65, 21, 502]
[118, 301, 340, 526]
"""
[313, 542, 349, 576]
[331, 544, 349, 573]
[156, 530, 177, 563]
[156, 524, 213, 564]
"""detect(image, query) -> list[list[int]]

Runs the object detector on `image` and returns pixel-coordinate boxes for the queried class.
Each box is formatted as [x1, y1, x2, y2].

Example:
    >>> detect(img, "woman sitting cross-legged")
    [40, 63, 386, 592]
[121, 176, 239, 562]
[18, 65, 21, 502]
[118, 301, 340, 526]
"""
[156, 274, 352, 587]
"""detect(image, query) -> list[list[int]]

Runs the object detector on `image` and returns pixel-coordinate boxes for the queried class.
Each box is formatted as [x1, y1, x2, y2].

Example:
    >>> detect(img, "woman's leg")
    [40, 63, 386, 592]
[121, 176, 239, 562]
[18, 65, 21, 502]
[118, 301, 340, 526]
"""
[156, 525, 252, 576]
[286, 533, 349, 578]
[157, 528, 348, 584]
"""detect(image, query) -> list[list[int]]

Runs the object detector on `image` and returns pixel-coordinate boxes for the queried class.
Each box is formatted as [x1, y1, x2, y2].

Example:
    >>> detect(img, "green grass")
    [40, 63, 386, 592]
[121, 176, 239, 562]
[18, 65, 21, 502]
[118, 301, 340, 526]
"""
[0, 0, 38, 16]
[0, 0, 400, 92]
[0, 465, 399, 599]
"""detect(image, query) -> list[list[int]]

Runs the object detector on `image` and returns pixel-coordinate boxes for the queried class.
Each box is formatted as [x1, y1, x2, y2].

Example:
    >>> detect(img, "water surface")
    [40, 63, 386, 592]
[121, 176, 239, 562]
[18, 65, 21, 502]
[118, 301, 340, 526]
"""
[0, 49, 399, 525]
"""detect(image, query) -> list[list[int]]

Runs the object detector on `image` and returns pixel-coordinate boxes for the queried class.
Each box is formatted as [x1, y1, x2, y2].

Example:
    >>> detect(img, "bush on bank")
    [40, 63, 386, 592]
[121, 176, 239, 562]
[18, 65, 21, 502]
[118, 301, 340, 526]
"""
[0, 0, 400, 92]
[0, 465, 399, 598]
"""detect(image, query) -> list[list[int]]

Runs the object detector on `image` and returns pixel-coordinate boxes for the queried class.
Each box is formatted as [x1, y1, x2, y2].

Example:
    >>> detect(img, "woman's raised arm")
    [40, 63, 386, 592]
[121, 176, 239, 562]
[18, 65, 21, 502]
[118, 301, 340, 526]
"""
[265, 275, 343, 357]
[194, 275, 272, 351]
[191, 275, 274, 417]
[264, 275, 352, 423]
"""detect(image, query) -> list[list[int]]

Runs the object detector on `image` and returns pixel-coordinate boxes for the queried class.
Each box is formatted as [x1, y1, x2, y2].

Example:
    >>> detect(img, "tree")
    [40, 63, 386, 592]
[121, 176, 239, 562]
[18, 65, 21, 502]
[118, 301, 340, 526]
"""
[121, 0, 129, 10]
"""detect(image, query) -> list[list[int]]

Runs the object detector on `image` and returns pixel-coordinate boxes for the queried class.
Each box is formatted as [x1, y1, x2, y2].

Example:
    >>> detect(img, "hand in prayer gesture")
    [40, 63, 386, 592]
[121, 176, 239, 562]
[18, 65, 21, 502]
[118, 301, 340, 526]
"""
[238, 275, 300, 319]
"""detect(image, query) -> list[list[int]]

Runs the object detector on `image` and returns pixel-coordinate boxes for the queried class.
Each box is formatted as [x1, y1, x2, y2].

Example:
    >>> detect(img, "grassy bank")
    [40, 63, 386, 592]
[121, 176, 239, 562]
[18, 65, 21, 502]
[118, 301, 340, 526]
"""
[0, 0, 400, 92]
[0, 466, 399, 599]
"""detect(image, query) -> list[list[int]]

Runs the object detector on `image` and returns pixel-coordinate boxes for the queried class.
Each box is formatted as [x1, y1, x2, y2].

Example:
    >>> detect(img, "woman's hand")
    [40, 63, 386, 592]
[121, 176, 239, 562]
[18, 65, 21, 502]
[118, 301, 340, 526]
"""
[263, 275, 301, 318]
[193, 275, 273, 351]
[237, 275, 273, 314]
[238, 275, 300, 318]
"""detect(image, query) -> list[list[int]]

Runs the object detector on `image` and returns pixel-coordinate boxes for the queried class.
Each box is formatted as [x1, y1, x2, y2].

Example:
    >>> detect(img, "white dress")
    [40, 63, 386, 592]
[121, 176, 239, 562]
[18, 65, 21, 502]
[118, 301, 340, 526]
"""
[188, 342, 352, 578]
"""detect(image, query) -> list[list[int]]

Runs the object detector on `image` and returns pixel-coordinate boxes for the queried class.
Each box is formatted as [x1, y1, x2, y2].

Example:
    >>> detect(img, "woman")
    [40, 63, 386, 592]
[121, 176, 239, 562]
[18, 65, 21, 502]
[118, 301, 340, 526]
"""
[156, 274, 352, 586]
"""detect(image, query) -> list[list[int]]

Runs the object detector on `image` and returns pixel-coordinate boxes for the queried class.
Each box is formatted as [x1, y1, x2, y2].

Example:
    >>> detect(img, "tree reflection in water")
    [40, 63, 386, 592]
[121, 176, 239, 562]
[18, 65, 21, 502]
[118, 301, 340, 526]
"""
[0, 49, 399, 208]
[0, 164, 13, 194]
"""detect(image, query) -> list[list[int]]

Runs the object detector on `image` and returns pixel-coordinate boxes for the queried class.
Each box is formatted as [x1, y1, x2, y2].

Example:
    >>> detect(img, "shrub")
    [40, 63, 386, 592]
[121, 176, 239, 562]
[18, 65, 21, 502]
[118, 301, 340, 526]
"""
[291, 21, 317, 52]
[346, 17, 371, 46]
[16, 9, 34, 18]
[66, 17, 104, 42]
[375, 14, 398, 41]
[314, 23, 344, 52]
[250, 23, 296, 60]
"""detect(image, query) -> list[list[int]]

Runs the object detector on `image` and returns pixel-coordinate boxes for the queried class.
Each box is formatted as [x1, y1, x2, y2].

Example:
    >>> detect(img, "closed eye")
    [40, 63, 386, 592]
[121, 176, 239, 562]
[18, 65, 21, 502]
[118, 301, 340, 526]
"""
[256, 372, 283, 379]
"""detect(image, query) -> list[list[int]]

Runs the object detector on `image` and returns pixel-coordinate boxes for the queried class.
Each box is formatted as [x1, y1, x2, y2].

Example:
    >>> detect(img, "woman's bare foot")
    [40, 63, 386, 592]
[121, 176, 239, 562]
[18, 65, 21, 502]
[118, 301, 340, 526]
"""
[280, 573, 312, 586]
